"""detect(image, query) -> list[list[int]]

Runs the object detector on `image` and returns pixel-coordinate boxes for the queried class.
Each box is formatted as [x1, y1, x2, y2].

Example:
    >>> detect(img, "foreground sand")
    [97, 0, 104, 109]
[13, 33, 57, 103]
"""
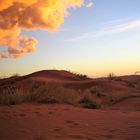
[0, 98, 140, 140]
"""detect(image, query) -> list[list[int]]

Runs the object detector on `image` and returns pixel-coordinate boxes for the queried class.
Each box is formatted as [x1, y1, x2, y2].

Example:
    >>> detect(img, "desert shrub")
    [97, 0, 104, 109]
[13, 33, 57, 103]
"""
[69, 71, 89, 80]
[107, 73, 123, 81]
[0, 84, 28, 105]
[109, 98, 115, 104]
[0, 82, 102, 108]
[90, 86, 105, 97]
[0, 82, 81, 106]
[0, 82, 80, 105]
[9, 73, 20, 79]
[135, 81, 140, 89]
[79, 91, 101, 109]
[76, 74, 88, 79]
[0, 83, 44, 105]
[135, 71, 140, 75]
[108, 73, 116, 80]
[28, 82, 80, 105]
[125, 81, 135, 88]
[115, 77, 122, 81]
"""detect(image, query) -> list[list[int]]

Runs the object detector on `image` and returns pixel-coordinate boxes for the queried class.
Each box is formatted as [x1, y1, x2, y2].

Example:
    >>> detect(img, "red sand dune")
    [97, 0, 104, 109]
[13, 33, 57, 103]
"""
[0, 70, 140, 139]
[1, 70, 139, 92]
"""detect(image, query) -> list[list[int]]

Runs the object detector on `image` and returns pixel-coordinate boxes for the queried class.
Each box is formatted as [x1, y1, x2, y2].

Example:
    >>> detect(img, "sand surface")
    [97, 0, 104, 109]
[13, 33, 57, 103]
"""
[0, 101, 140, 140]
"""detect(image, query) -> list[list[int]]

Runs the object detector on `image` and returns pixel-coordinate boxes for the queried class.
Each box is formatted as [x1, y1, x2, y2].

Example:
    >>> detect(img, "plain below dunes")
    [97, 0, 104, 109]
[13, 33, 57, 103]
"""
[0, 103, 140, 140]
[0, 70, 140, 139]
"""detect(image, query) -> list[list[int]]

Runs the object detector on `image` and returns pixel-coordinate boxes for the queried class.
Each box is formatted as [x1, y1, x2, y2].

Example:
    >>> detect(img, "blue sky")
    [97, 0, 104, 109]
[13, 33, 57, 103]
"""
[0, 0, 140, 77]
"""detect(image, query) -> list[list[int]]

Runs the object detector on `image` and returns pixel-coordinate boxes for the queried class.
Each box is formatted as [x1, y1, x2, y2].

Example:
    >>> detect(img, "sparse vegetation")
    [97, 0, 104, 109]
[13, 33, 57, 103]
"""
[135, 71, 140, 75]
[1, 70, 139, 109]
[68, 70, 89, 80]
[29, 82, 80, 105]
[90, 86, 105, 97]
[0, 82, 80, 106]
[0, 81, 101, 109]
[79, 91, 101, 109]
[0, 84, 28, 105]
[10, 73, 20, 78]
[107, 73, 122, 81]
[108, 73, 116, 80]
[75, 73, 88, 79]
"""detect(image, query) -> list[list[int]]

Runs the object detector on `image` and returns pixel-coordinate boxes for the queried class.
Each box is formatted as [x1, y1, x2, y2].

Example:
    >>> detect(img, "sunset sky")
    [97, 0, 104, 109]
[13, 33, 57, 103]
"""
[0, 0, 140, 77]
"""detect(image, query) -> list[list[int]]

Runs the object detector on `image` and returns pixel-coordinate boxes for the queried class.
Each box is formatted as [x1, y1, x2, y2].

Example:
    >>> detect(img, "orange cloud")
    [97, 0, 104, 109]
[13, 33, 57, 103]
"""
[0, 53, 8, 59]
[0, 0, 83, 59]
[0, 26, 37, 58]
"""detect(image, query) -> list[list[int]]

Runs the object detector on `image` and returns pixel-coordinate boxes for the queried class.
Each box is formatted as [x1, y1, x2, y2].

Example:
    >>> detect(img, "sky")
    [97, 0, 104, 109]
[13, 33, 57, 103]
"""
[0, 0, 140, 77]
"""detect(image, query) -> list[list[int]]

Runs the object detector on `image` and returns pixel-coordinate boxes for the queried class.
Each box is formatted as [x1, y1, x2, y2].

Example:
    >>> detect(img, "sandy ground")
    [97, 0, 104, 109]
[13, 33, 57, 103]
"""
[0, 100, 140, 140]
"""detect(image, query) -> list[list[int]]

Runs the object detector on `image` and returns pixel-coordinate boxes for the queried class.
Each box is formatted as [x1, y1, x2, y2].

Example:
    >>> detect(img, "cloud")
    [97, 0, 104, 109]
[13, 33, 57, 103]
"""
[0, 0, 83, 59]
[104, 19, 140, 34]
[0, 53, 8, 59]
[0, 26, 37, 58]
[65, 19, 140, 42]
[86, 2, 93, 8]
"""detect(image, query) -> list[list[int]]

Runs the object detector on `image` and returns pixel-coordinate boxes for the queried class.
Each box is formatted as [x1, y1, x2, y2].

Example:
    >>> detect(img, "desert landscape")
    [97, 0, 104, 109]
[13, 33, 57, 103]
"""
[0, 0, 140, 139]
[0, 70, 140, 140]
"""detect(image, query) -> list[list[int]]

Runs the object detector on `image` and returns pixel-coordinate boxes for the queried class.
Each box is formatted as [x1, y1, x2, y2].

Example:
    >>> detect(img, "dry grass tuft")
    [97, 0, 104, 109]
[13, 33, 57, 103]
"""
[79, 91, 101, 109]
[0, 81, 101, 109]
[0, 82, 80, 106]
[0, 84, 28, 105]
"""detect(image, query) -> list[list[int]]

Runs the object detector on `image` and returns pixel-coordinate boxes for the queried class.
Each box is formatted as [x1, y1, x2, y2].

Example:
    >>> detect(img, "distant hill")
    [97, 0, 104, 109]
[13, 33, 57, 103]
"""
[120, 75, 140, 83]
[27, 70, 90, 81]
[0, 70, 90, 86]
[0, 70, 140, 91]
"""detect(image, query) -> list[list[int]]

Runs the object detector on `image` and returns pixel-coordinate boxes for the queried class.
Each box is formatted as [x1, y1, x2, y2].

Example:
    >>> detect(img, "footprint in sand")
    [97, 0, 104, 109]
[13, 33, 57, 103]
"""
[66, 120, 89, 128]
[0, 110, 11, 114]
[101, 134, 114, 139]
[33, 111, 42, 116]
[129, 125, 140, 129]
[54, 128, 61, 132]
[63, 108, 71, 111]
[0, 110, 12, 117]
[69, 134, 93, 140]
[66, 120, 80, 127]
[18, 113, 26, 117]
[34, 136, 46, 140]
[13, 113, 26, 117]
[109, 129, 117, 132]
[55, 135, 62, 138]
[48, 111, 54, 114]
[18, 129, 28, 133]
[66, 120, 74, 124]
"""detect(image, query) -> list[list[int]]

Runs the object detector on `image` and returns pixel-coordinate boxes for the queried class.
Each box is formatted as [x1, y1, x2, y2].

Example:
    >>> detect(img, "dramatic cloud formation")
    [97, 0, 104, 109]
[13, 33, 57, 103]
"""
[0, 0, 83, 59]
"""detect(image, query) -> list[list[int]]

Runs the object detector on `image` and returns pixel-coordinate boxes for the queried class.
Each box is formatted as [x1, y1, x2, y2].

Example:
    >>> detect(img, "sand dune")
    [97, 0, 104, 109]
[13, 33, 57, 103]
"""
[0, 70, 140, 139]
